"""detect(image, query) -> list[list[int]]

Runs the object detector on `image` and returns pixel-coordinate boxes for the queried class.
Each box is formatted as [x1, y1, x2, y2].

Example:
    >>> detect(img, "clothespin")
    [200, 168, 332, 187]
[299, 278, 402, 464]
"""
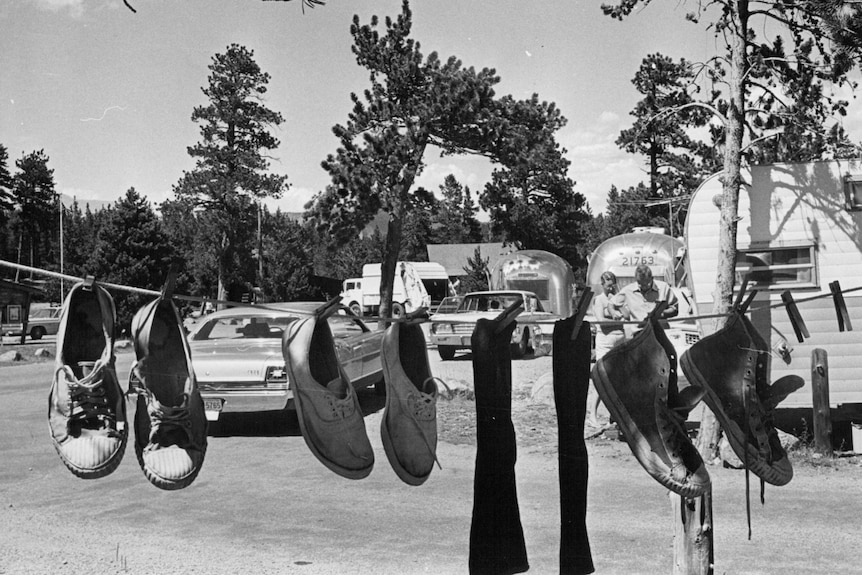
[313, 296, 343, 321]
[82, 275, 96, 290]
[160, 269, 178, 300]
[494, 297, 523, 334]
[781, 290, 809, 343]
[829, 281, 852, 332]
[569, 286, 593, 341]
[732, 274, 758, 314]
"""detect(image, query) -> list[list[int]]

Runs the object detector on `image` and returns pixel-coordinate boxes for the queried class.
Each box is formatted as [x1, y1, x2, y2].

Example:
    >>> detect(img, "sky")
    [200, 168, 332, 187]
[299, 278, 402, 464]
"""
[3, 0, 862, 219]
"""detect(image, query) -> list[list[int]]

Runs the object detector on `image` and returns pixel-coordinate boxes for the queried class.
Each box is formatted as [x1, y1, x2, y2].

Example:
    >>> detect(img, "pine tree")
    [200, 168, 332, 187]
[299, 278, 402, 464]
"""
[92, 188, 173, 333]
[174, 44, 288, 304]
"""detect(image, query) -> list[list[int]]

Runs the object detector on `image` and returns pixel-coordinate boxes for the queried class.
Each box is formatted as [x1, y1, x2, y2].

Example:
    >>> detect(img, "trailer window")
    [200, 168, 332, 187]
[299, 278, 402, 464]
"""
[735, 246, 817, 289]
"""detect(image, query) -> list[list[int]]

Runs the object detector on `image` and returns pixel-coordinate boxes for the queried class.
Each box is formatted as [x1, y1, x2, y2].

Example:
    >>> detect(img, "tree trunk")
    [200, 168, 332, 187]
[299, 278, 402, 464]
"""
[379, 211, 404, 324]
[217, 232, 230, 310]
[697, 0, 749, 464]
[377, 135, 428, 326]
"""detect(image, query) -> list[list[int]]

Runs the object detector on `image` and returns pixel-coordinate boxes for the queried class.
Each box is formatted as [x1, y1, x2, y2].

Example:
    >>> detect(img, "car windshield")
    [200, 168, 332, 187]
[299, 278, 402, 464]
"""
[29, 308, 55, 319]
[191, 312, 366, 341]
[435, 296, 462, 314]
[458, 294, 544, 313]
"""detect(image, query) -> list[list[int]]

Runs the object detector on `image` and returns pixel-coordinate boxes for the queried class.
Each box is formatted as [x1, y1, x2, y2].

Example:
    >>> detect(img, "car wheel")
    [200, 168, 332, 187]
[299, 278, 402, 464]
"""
[510, 329, 528, 359]
[30, 326, 46, 341]
[391, 302, 405, 318]
[349, 302, 362, 317]
[438, 346, 456, 360]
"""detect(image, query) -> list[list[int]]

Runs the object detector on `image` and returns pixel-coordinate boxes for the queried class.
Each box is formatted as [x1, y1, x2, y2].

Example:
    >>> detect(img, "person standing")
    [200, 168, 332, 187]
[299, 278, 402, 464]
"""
[620, 264, 678, 325]
[588, 271, 628, 426]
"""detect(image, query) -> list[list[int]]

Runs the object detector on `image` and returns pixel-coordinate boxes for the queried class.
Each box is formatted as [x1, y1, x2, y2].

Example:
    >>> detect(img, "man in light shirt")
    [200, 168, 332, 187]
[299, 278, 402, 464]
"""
[620, 264, 678, 326]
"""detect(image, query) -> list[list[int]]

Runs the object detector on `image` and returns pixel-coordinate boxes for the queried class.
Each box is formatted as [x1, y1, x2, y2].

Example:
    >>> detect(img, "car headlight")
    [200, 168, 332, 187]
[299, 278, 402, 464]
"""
[433, 323, 453, 335]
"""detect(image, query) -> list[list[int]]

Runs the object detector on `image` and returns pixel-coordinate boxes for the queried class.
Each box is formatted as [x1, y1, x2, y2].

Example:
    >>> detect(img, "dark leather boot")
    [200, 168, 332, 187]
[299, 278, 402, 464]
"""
[469, 317, 529, 575]
[592, 314, 710, 497]
[553, 316, 595, 575]
[680, 312, 794, 486]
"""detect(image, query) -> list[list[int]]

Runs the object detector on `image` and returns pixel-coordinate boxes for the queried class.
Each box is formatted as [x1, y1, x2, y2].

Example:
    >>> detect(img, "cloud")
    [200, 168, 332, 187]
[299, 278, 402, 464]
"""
[29, 0, 85, 16]
[561, 119, 645, 215]
[81, 105, 127, 122]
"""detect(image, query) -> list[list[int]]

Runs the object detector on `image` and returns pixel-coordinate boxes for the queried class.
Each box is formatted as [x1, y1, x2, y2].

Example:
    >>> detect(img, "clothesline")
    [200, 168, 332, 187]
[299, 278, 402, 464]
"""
[1, 258, 857, 328]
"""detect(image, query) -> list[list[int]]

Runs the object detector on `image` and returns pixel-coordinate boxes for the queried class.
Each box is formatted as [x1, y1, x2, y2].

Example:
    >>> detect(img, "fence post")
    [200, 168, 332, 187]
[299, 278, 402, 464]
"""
[671, 490, 714, 575]
[810, 348, 832, 455]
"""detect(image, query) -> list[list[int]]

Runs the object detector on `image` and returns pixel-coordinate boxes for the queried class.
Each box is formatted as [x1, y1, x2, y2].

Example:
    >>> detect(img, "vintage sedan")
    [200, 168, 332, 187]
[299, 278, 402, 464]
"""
[429, 290, 560, 360]
[187, 302, 384, 421]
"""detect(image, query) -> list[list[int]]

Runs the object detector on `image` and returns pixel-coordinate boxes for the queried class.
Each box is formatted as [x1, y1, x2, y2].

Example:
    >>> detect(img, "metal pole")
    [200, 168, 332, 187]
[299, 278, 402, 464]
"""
[59, 200, 64, 301]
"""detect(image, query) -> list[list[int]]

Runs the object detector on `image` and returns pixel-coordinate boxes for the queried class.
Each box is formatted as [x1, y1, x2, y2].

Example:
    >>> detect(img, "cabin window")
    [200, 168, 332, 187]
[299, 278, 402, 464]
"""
[735, 245, 817, 289]
[843, 175, 862, 211]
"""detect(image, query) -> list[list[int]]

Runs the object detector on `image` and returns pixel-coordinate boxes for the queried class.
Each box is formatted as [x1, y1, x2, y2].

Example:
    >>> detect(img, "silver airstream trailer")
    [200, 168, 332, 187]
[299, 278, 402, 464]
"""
[489, 249, 576, 317]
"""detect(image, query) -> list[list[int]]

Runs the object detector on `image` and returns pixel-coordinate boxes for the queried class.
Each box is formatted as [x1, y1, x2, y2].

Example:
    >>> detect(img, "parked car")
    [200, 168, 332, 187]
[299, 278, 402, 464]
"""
[6, 305, 62, 340]
[429, 290, 559, 360]
[187, 302, 384, 421]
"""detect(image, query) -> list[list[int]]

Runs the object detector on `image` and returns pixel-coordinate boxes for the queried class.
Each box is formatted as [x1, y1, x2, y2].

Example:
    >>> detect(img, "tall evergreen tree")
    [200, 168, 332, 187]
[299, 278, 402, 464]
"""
[0, 144, 13, 212]
[92, 188, 173, 333]
[12, 149, 57, 273]
[174, 44, 288, 304]
[616, 54, 719, 235]
[0, 144, 14, 263]
[433, 174, 482, 244]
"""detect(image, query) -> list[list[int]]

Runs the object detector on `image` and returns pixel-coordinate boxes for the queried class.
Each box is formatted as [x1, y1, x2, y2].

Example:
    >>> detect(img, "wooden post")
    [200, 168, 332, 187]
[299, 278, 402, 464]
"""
[811, 348, 832, 455]
[671, 489, 714, 575]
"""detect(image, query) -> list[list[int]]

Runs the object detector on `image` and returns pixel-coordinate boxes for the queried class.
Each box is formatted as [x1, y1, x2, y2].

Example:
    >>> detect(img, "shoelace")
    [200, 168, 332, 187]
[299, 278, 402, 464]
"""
[138, 388, 201, 452]
[59, 364, 119, 434]
[400, 376, 449, 471]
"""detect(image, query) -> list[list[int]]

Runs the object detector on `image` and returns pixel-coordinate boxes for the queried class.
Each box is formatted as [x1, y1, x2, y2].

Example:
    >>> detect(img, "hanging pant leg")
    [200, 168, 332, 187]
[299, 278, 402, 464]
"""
[469, 318, 529, 575]
[553, 317, 595, 575]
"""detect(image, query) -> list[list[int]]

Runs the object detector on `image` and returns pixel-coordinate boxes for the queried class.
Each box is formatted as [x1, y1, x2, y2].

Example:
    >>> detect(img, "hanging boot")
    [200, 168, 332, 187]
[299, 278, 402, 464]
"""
[592, 312, 710, 497]
[553, 315, 595, 575]
[468, 317, 529, 575]
[680, 311, 795, 486]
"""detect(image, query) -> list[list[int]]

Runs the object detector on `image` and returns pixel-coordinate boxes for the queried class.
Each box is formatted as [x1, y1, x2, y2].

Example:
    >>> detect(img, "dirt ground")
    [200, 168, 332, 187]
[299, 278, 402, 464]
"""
[2, 344, 862, 574]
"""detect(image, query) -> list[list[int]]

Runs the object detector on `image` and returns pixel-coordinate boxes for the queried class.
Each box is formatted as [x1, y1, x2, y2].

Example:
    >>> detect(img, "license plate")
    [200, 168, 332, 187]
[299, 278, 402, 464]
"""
[204, 398, 224, 421]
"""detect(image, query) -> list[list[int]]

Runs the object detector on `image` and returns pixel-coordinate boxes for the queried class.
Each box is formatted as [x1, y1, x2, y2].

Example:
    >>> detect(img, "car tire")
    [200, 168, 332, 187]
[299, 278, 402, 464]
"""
[510, 329, 528, 359]
[349, 302, 362, 317]
[438, 346, 456, 361]
[30, 326, 46, 341]
[392, 302, 405, 318]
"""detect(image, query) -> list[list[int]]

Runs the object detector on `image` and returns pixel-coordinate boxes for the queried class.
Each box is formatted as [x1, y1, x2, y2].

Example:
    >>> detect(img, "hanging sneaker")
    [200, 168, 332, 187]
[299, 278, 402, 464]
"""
[130, 295, 207, 490]
[592, 313, 710, 498]
[283, 312, 374, 479]
[380, 319, 441, 486]
[49, 281, 127, 479]
[680, 311, 795, 486]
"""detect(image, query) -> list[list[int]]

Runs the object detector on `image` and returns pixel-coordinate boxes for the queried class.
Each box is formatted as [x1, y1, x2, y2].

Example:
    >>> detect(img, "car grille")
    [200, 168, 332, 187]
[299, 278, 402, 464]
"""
[451, 323, 474, 335]
[685, 332, 700, 346]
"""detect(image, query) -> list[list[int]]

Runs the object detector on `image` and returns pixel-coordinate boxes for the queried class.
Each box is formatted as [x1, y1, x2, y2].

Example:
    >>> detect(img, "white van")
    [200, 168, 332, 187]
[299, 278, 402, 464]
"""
[340, 261, 453, 317]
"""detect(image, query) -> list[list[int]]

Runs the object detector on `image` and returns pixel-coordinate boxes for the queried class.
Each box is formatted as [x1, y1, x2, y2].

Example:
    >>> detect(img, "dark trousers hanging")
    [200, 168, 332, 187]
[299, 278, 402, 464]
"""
[469, 318, 529, 575]
[553, 317, 595, 574]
